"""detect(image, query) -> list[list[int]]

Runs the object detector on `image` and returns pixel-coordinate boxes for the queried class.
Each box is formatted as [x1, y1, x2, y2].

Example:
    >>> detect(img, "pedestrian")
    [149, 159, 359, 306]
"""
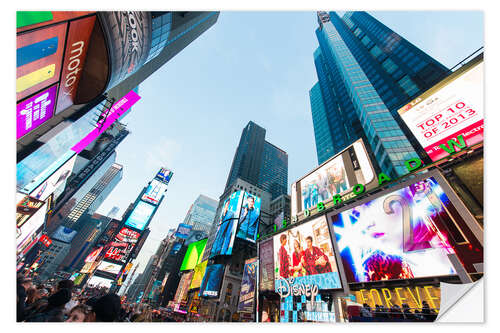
[65, 305, 93, 322]
[25, 288, 71, 322]
[17, 275, 33, 322]
[91, 293, 122, 322]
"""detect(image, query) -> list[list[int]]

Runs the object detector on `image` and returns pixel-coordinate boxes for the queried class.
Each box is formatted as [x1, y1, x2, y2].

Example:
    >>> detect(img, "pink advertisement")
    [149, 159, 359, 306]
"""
[71, 90, 141, 153]
[16, 84, 57, 139]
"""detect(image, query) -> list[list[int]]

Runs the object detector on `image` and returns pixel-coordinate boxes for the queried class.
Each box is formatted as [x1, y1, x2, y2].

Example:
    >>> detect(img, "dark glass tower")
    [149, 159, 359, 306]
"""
[310, 11, 450, 177]
[225, 121, 288, 199]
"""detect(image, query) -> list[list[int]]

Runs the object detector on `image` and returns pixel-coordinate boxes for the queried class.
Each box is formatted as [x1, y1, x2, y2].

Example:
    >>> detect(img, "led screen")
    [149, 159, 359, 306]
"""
[174, 271, 194, 304]
[330, 176, 457, 283]
[199, 264, 225, 298]
[236, 191, 262, 243]
[238, 258, 258, 313]
[51, 226, 77, 243]
[155, 167, 173, 184]
[96, 260, 123, 276]
[124, 200, 155, 231]
[16, 195, 44, 228]
[273, 215, 342, 291]
[189, 260, 208, 290]
[398, 60, 483, 162]
[259, 238, 274, 292]
[17, 84, 57, 139]
[87, 275, 113, 288]
[174, 223, 192, 239]
[17, 202, 47, 254]
[170, 242, 182, 255]
[141, 179, 168, 205]
[180, 239, 207, 271]
[104, 227, 140, 263]
[84, 247, 103, 263]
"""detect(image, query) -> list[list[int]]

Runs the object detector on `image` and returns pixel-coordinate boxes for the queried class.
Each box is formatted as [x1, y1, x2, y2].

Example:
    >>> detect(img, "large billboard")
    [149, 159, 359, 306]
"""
[87, 275, 113, 288]
[95, 260, 123, 276]
[199, 264, 225, 298]
[174, 271, 194, 305]
[104, 227, 141, 263]
[236, 192, 262, 243]
[51, 226, 77, 244]
[291, 139, 377, 219]
[273, 215, 342, 291]
[124, 200, 156, 231]
[189, 260, 208, 290]
[141, 179, 168, 205]
[155, 167, 173, 184]
[238, 258, 258, 313]
[353, 285, 441, 311]
[258, 238, 274, 292]
[330, 176, 464, 283]
[17, 11, 95, 33]
[84, 246, 103, 263]
[398, 58, 483, 162]
[175, 223, 193, 239]
[17, 202, 47, 256]
[180, 239, 207, 271]
[16, 195, 45, 228]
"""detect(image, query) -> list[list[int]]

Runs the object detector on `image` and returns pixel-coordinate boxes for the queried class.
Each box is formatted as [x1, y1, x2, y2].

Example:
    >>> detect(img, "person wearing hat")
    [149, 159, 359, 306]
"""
[25, 288, 72, 322]
[17, 275, 33, 322]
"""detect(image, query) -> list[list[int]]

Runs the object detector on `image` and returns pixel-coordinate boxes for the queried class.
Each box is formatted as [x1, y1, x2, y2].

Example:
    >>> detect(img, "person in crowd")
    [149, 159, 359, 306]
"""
[261, 310, 271, 322]
[316, 174, 330, 202]
[360, 303, 373, 318]
[24, 288, 50, 318]
[25, 288, 71, 322]
[291, 239, 305, 277]
[303, 236, 332, 275]
[25, 287, 38, 306]
[302, 183, 311, 210]
[278, 234, 291, 278]
[17, 275, 33, 322]
[132, 303, 153, 322]
[65, 305, 92, 322]
[401, 303, 415, 321]
[390, 304, 404, 320]
[91, 293, 122, 322]
[421, 300, 437, 322]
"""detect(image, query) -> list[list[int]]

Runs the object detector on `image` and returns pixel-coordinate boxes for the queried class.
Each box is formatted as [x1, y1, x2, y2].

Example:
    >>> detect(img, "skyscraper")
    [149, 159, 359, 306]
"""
[310, 11, 450, 177]
[182, 195, 219, 234]
[225, 121, 288, 200]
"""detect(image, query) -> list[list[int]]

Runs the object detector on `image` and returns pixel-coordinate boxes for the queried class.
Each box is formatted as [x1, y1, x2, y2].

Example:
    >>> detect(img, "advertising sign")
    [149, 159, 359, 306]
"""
[73, 273, 86, 286]
[16, 195, 44, 228]
[238, 258, 258, 313]
[291, 139, 377, 219]
[398, 59, 484, 162]
[141, 179, 168, 205]
[84, 246, 103, 263]
[17, 11, 95, 33]
[55, 15, 96, 114]
[170, 242, 182, 255]
[273, 215, 342, 293]
[199, 264, 225, 298]
[96, 220, 120, 247]
[259, 238, 275, 292]
[189, 260, 208, 290]
[16, 22, 67, 101]
[71, 90, 141, 154]
[104, 227, 140, 263]
[180, 239, 207, 271]
[17, 84, 57, 139]
[236, 192, 262, 243]
[149, 280, 163, 303]
[124, 200, 156, 231]
[51, 226, 77, 243]
[330, 176, 459, 283]
[354, 285, 441, 310]
[174, 271, 194, 305]
[98, 12, 152, 90]
[155, 167, 173, 184]
[87, 275, 113, 288]
[175, 223, 193, 239]
[17, 202, 47, 254]
[96, 260, 123, 276]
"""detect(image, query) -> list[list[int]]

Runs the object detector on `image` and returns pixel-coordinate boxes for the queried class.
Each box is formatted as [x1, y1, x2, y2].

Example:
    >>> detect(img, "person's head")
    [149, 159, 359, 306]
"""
[17, 276, 33, 290]
[261, 310, 269, 322]
[92, 293, 121, 322]
[280, 234, 287, 246]
[48, 288, 71, 308]
[38, 288, 49, 298]
[293, 240, 301, 252]
[246, 196, 255, 209]
[57, 279, 74, 292]
[306, 236, 313, 249]
[66, 305, 91, 322]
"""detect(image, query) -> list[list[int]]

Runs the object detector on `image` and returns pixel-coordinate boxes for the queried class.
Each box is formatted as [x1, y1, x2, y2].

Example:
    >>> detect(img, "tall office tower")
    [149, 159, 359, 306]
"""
[182, 195, 218, 234]
[225, 121, 288, 200]
[310, 12, 450, 176]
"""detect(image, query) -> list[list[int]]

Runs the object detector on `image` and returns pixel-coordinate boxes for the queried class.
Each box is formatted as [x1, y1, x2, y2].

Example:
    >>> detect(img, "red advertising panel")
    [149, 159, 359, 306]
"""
[17, 11, 95, 33]
[104, 227, 140, 263]
[56, 15, 96, 114]
[16, 22, 67, 101]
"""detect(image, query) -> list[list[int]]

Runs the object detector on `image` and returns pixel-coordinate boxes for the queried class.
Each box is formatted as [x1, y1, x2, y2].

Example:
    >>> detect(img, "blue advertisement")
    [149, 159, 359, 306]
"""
[199, 264, 225, 298]
[175, 223, 192, 239]
[238, 258, 258, 313]
[170, 242, 182, 255]
[124, 200, 156, 231]
[155, 167, 173, 184]
[236, 191, 261, 243]
[51, 226, 77, 244]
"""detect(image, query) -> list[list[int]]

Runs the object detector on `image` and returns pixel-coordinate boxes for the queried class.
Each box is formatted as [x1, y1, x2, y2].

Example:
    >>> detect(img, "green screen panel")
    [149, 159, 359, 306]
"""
[180, 239, 207, 271]
[17, 11, 53, 28]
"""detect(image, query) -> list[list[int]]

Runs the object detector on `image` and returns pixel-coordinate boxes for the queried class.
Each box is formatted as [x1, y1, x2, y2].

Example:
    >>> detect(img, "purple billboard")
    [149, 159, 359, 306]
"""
[16, 84, 57, 139]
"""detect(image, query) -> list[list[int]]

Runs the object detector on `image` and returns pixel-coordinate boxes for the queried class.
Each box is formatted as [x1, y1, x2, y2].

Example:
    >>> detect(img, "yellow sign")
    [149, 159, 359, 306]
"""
[354, 285, 440, 309]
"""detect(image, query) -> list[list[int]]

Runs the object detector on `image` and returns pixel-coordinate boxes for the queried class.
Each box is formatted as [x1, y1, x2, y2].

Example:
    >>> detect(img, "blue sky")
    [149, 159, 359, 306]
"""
[95, 11, 484, 273]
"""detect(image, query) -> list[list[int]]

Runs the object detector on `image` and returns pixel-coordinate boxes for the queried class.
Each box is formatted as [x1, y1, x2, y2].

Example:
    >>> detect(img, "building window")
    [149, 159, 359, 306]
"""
[369, 45, 383, 59]
[397, 75, 420, 97]
[381, 57, 398, 74]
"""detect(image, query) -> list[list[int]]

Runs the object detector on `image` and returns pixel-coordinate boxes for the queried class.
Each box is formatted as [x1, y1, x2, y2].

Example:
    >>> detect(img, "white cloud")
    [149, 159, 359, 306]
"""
[144, 137, 182, 170]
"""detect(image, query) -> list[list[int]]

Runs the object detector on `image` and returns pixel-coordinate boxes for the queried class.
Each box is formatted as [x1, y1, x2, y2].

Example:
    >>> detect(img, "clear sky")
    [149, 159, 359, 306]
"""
[95, 11, 483, 274]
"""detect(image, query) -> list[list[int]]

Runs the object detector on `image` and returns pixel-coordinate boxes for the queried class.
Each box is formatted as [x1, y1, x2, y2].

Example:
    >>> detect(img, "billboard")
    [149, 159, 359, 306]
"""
[291, 139, 377, 219]
[96, 220, 120, 247]
[104, 227, 141, 263]
[175, 223, 193, 239]
[84, 246, 103, 263]
[180, 239, 207, 271]
[354, 285, 441, 311]
[17, 11, 95, 33]
[330, 176, 460, 283]
[124, 200, 156, 231]
[16, 22, 67, 101]
[199, 264, 225, 298]
[258, 238, 275, 292]
[236, 192, 262, 243]
[96, 260, 123, 276]
[141, 179, 168, 205]
[398, 59, 483, 162]
[17, 202, 47, 255]
[16, 195, 45, 228]
[51, 226, 77, 243]
[87, 275, 113, 288]
[170, 242, 182, 255]
[55, 15, 96, 114]
[273, 215, 342, 291]
[16, 84, 57, 139]
[174, 271, 194, 305]
[189, 260, 208, 290]
[238, 258, 258, 313]
[155, 167, 173, 184]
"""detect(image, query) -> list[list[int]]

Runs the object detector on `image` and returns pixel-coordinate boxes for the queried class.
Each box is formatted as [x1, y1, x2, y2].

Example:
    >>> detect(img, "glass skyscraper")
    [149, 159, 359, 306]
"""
[310, 11, 450, 177]
[182, 194, 219, 234]
[225, 121, 288, 199]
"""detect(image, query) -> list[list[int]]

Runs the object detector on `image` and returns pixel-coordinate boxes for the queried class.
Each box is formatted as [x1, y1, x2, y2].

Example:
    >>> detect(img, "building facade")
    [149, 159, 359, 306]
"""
[182, 195, 219, 234]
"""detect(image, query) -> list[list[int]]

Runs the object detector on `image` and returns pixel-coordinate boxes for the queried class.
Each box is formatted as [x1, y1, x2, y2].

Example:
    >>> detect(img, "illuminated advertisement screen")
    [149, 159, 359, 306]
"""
[330, 176, 459, 283]
[398, 59, 483, 162]
[174, 271, 194, 304]
[104, 227, 141, 263]
[273, 215, 342, 291]
[124, 200, 155, 231]
[84, 246, 103, 263]
[354, 285, 441, 311]
[259, 238, 274, 292]
[238, 258, 258, 313]
[51, 226, 77, 243]
[155, 167, 173, 184]
[16, 195, 44, 228]
[17, 11, 95, 33]
[189, 260, 208, 290]
[17, 202, 47, 253]
[141, 179, 168, 205]
[199, 264, 225, 298]
[87, 275, 113, 288]
[96, 260, 123, 276]
[236, 192, 262, 243]
[291, 139, 377, 218]
[175, 223, 192, 239]
[180, 239, 207, 271]
[170, 242, 182, 255]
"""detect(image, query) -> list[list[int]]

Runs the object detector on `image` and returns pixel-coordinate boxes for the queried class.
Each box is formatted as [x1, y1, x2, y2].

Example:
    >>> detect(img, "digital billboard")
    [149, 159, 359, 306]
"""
[330, 176, 460, 283]
[84, 246, 103, 263]
[291, 139, 377, 219]
[189, 260, 208, 290]
[273, 215, 342, 291]
[87, 275, 113, 288]
[175, 223, 192, 239]
[141, 179, 168, 205]
[238, 258, 258, 313]
[124, 200, 156, 231]
[259, 238, 274, 292]
[199, 264, 225, 298]
[17, 202, 47, 255]
[236, 192, 262, 243]
[51, 226, 77, 244]
[104, 227, 141, 263]
[17, 84, 58, 139]
[17, 11, 95, 33]
[180, 239, 207, 271]
[155, 167, 173, 184]
[96, 260, 123, 276]
[170, 242, 182, 255]
[398, 58, 483, 162]
[354, 285, 441, 311]
[174, 271, 194, 305]
[16, 195, 44, 228]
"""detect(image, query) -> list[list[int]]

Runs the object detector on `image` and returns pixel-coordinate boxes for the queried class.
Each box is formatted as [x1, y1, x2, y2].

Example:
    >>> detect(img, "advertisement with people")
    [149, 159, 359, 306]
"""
[236, 191, 262, 243]
[238, 258, 258, 313]
[199, 264, 225, 298]
[141, 179, 168, 205]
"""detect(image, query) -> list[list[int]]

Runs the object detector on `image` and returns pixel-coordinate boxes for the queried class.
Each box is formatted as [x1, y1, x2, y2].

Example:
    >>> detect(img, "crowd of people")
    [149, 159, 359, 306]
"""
[350, 301, 439, 322]
[16, 275, 178, 322]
